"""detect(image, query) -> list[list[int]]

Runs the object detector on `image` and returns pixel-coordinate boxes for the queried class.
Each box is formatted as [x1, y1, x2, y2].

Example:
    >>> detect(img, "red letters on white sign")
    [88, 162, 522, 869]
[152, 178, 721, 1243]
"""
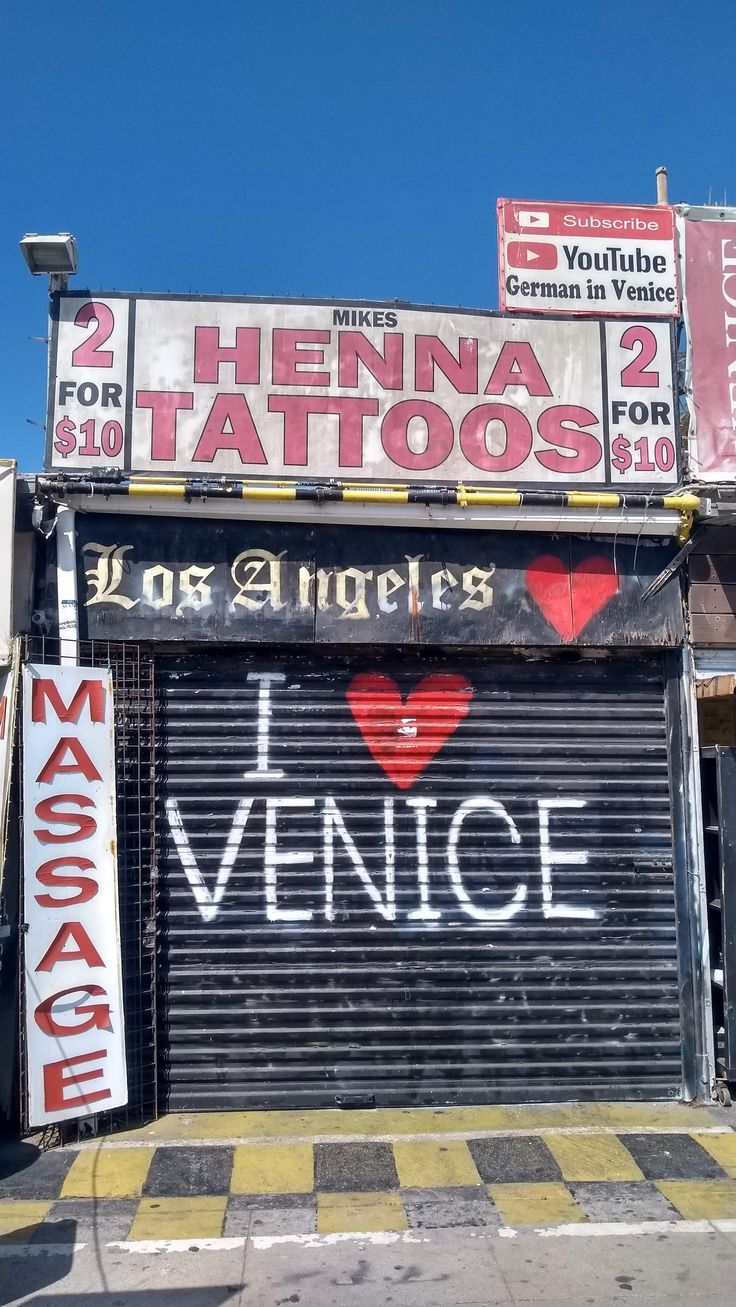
[23, 665, 127, 1126]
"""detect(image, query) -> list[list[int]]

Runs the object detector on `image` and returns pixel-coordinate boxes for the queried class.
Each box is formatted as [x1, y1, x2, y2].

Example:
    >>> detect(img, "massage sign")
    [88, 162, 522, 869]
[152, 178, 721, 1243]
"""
[22, 666, 127, 1126]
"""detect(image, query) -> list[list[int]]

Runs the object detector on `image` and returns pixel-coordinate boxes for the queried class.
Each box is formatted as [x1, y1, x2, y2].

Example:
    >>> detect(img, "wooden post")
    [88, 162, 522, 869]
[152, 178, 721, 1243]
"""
[656, 166, 669, 205]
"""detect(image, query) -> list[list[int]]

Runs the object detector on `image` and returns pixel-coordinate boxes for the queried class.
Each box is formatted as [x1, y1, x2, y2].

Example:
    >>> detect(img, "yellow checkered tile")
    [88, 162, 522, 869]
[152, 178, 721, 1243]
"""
[0, 1202, 52, 1243]
[61, 1146, 154, 1199]
[657, 1180, 736, 1221]
[128, 1196, 227, 1241]
[690, 1131, 736, 1178]
[231, 1143, 313, 1194]
[489, 1182, 586, 1227]
[392, 1140, 480, 1188]
[545, 1132, 643, 1182]
[317, 1191, 408, 1234]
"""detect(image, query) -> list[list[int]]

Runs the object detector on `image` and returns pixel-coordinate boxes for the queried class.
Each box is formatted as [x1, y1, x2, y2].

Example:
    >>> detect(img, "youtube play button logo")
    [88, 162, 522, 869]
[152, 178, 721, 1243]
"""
[516, 209, 550, 229]
[507, 241, 558, 270]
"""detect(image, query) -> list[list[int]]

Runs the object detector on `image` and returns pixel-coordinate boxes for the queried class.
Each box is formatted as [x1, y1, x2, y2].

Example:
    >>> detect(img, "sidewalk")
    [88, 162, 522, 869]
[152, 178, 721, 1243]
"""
[2, 1101, 736, 1247]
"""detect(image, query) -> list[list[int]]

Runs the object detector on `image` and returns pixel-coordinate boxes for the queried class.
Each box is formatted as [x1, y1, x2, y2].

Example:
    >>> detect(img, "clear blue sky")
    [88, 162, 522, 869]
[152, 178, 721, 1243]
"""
[1, 0, 732, 470]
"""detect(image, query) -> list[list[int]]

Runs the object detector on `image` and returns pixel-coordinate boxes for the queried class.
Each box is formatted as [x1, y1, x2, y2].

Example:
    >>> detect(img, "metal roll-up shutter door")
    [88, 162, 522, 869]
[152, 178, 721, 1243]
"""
[155, 649, 681, 1109]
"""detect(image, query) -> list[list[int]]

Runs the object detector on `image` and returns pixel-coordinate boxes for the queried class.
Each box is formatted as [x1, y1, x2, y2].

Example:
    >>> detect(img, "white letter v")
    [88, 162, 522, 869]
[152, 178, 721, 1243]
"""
[165, 796, 254, 923]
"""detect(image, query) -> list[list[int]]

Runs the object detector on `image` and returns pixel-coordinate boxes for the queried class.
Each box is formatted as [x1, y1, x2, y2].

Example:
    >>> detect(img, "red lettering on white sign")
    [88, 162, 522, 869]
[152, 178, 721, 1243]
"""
[23, 665, 127, 1125]
[36, 737, 103, 785]
[34, 794, 97, 843]
[42, 1049, 111, 1112]
[32, 678, 105, 725]
[36, 921, 105, 973]
[35, 985, 112, 1037]
[485, 343, 552, 397]
[34, 855, 99, 907]
[194, 325, 260, 385]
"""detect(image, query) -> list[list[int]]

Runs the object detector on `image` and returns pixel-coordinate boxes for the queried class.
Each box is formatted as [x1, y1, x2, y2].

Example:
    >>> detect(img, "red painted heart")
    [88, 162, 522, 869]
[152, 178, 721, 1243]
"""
[526, 555, 618, 640]
[346, 672, 473, 791]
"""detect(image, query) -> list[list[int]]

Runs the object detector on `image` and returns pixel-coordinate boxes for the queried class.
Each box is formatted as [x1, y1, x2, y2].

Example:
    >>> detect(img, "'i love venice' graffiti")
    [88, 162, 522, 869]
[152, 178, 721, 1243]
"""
[165, 668, 603, 927]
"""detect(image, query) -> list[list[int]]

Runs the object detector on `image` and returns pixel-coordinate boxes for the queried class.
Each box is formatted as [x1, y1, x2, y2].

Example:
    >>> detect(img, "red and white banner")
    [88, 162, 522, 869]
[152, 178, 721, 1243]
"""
[46, 295, 679, 488]
[0, 654, 18, 899]
[498, 200, 679, 317]
[678, 206, 736, 481]
[23, 665, 127, 1126]
[0, 462, 15, 665]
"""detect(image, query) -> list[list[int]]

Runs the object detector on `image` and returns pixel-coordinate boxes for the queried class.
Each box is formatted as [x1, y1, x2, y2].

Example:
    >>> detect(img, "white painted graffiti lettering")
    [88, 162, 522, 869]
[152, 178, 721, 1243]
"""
[431, 568, 458, 612]
[165, 795, 254, 924]
[264, 796, 315, 922]
[459, 565, 495, 611]
[298, 566, 332, 612]
[175, 565, 215, 617]
[405, 797, 441, 921]
[166, 792, 598, 926]
[335, 567, 374, 621]
[142, 564, 174, 610]
[538, 797, 596, 919]
[84, 545, 498, 622]
[231, 549, 286, 612]
[377, 568, 405, 614]
[447, 797, 526, 921]
[243, 672, 285, 779]
[85, 544, 140, 610]
[323, 796, 396, 922]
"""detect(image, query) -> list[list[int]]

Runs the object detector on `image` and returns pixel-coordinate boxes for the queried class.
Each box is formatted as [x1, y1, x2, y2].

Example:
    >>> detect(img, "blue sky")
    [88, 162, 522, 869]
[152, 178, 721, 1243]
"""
[1, 0, 732, 470]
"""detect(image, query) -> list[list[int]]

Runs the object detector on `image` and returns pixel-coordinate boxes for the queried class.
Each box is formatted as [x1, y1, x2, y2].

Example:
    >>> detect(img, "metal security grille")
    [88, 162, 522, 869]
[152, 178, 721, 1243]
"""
[155, 649, 681, 1109]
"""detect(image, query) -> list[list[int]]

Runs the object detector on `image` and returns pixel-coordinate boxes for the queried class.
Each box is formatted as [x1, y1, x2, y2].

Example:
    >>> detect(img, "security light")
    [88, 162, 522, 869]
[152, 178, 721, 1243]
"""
[20, 233, 78, 277]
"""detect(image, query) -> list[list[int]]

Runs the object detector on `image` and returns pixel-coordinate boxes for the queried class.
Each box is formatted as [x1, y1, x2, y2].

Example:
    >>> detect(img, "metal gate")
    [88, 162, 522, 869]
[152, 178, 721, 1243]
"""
[155, 648, 682, 1109]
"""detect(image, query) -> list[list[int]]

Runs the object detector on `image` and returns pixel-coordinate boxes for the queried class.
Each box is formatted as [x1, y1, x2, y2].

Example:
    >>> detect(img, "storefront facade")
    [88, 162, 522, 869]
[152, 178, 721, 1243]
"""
[22, 502, 703, 1116]
[13, 282, 716, 1128]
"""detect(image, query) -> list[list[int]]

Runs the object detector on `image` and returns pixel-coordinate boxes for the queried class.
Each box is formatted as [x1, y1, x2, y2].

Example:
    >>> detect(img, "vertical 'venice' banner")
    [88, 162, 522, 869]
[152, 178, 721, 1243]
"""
[22, 665, 127, 1126]
[0, 658, 18, 902]
[678, 208, 736, 480]
[0, 462, 15, 665]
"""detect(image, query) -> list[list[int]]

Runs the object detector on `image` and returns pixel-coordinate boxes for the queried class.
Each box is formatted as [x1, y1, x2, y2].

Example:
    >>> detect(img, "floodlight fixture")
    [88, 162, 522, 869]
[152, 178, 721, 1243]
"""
[19, 233, 78, 287]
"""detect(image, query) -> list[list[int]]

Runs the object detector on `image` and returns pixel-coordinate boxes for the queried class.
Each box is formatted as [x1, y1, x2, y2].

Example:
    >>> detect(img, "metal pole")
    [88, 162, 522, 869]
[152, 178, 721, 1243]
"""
[656, 166, 669, 206]
[55, 506, 79, 666]
[670, 644, 716, 1099]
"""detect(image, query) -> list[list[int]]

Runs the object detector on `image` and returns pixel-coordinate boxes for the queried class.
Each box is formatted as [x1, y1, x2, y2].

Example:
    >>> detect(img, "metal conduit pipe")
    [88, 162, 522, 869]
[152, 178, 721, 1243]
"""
[38, 477, 702, 542]
[55, 505, 79, 666]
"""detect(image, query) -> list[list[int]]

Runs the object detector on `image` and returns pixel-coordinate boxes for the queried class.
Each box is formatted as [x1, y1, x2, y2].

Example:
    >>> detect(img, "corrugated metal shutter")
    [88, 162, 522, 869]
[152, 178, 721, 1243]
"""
[155, 650, 681, 1109]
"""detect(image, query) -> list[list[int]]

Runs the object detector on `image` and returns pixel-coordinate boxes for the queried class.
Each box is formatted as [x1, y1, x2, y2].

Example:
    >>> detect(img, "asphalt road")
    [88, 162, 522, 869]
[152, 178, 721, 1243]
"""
[2, 1222, 736, 1307]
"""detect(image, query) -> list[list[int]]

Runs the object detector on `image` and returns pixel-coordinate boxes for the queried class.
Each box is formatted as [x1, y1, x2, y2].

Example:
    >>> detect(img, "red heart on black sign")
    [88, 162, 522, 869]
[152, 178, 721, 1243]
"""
[526, 554, 619, 640]
[346, 672, 473, 790]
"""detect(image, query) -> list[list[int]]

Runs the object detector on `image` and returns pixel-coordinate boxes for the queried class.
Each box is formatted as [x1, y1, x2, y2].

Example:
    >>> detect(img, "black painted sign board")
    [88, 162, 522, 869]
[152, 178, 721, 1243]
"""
[71, 515, 684, 646]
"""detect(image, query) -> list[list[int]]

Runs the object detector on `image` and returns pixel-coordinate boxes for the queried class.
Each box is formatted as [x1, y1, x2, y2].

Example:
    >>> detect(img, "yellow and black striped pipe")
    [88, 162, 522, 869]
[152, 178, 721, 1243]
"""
[39, 477, 700, 541]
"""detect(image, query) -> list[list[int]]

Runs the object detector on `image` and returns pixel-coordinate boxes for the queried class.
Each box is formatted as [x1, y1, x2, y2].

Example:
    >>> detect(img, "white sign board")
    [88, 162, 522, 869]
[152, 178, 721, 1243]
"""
[23, 665, 127, 1125]
[0, 657, 18, 897]
[498, 200, 679, 317]
[47, 295, 678, 488]
[0, 462, 16, 664]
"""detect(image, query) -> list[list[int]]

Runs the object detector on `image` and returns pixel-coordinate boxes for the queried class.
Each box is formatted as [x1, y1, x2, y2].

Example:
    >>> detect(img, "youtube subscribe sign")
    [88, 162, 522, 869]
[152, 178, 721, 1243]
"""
[499, 199, 679, 317]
